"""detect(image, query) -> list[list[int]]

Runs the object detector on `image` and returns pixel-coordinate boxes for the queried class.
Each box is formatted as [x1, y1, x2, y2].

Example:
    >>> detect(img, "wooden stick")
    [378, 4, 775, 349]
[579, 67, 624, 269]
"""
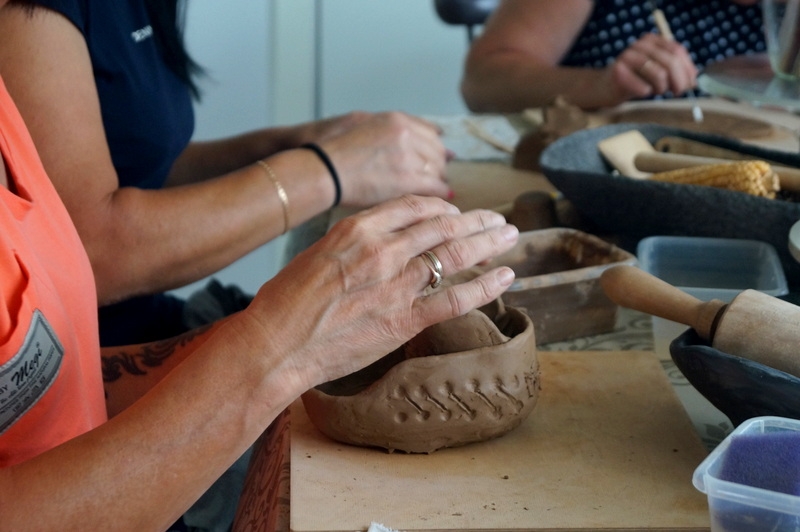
[463, 118, 515, 154]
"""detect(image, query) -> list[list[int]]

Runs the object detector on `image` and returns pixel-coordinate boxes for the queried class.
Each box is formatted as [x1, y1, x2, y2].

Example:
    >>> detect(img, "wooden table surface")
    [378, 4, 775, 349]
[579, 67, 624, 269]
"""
[290, 351, 709, 532]
[231, 97, 800, 532]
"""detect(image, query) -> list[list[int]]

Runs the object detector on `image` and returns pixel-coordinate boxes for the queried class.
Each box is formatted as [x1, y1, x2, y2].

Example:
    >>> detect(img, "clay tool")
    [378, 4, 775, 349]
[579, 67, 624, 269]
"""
[463, 117, 515, 153]
[600, 264, 800, 378]
[649, 2, 704, 123]
[597, 129, 654, 178]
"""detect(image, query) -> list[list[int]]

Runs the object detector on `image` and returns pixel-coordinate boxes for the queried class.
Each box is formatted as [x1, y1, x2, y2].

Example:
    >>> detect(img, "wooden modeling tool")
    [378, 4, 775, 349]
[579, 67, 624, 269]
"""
[649, 3, 704, 123]
[601, 264, 800, 378]
[597, 130, 654, 178]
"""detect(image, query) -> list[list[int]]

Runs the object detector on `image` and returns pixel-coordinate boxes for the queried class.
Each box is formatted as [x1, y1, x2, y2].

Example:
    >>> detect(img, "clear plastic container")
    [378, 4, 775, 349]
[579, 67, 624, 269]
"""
[693, 416, 800, 531]
[637, 236, 788, 359]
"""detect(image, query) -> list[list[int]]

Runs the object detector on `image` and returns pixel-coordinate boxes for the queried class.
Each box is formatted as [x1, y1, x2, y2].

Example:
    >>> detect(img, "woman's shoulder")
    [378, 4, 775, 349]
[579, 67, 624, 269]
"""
[23, 0, 89, 34]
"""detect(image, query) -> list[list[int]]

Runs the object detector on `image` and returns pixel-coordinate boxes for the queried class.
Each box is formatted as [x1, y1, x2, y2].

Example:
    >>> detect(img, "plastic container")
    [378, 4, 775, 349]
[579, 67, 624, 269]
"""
[693, 416, 800, 531]
[637, 236, 788, 359]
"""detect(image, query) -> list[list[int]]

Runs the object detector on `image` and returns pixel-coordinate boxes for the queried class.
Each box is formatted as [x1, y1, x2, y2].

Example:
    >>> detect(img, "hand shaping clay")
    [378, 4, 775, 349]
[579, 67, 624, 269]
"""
[301, 300, 539, 453]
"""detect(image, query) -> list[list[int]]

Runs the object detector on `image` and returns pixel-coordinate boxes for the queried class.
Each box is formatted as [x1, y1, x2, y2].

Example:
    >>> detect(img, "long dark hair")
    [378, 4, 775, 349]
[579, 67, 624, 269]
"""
[9, 0, 203, 99]
[144, 0, 203, 99]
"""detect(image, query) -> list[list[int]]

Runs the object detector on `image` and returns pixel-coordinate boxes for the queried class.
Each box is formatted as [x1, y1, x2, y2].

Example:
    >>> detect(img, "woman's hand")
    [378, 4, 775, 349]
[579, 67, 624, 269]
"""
[244, 195, 518, 392]
[605, 33, 698, 104]
[311, 112, 453, 206]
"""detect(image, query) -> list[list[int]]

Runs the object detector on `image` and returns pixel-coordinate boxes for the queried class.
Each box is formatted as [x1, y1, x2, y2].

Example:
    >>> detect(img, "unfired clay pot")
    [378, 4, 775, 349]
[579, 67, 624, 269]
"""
[301, 299, 539, 453]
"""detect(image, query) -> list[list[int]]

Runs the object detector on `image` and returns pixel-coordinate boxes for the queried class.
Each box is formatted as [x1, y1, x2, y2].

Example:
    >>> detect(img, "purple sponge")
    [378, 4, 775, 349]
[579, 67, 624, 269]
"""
[718, 432, 800, 496]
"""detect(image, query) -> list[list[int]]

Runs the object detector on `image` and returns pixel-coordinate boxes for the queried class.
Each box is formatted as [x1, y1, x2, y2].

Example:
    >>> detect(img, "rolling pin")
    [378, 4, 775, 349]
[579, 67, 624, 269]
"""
[600, 265, 800, 378]
[634, 151, 800, 192]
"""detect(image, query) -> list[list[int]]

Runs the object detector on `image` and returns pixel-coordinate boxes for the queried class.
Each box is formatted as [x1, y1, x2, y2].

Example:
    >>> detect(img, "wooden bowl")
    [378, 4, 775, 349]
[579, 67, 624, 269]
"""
[301, 300, 539, 453]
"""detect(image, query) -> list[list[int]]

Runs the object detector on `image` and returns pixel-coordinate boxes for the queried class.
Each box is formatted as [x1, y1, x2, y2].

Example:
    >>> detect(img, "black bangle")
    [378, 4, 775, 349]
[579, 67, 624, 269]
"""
[300, 143, 341, 207]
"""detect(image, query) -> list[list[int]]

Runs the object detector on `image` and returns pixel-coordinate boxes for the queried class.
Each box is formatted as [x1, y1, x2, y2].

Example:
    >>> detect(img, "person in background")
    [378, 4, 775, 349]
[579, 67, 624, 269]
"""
[0, 0, 454, 348]
[460, 0, 764, 112]
[0, 16, 520, 525]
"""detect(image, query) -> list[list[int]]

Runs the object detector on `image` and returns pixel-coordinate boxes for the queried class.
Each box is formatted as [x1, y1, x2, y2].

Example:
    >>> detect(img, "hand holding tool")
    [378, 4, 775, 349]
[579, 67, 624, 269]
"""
[649, 3, 704, 123]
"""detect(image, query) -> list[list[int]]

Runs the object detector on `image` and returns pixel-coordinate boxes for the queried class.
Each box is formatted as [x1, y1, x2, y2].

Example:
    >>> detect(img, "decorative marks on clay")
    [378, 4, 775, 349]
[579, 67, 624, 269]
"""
[421, 387, 451, 421]
[495, 379, 524, 414]
[470, 379, 502, 419]
[446, 385, 478, 421]
[395, 385, 431, 421]
[392, 376, 535, 423]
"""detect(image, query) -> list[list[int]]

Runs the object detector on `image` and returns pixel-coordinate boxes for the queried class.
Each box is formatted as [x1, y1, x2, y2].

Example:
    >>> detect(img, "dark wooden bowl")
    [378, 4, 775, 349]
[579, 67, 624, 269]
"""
[670, 329, 800, 426]
[539, 123, 800, 287]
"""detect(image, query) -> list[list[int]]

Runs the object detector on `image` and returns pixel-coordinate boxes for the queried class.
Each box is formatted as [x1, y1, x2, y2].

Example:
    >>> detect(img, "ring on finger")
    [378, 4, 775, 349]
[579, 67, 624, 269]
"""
[420, 250, 443, 289]
[637, 59, 653, 74]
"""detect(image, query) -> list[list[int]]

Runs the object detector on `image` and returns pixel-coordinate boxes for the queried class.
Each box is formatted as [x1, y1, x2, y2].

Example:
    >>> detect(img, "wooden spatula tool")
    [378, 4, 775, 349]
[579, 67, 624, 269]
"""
[601, 264, 800, 378]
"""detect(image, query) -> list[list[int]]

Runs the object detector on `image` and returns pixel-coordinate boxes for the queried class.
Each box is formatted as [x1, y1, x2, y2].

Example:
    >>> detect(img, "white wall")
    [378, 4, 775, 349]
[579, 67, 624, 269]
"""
[318, 1, 471, 117]
[171, 0, 284, 299]
[186, 0, 272, 138]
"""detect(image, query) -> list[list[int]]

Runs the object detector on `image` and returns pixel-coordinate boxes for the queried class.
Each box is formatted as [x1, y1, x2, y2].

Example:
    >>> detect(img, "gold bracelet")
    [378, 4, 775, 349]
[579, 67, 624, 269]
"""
[256, 160, 290, 235]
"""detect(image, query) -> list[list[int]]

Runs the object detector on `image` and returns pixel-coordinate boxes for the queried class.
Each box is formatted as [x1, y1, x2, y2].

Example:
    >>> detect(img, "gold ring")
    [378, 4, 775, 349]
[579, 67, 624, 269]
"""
[637, 59, 653, 74]
[420, 250, 443, 289]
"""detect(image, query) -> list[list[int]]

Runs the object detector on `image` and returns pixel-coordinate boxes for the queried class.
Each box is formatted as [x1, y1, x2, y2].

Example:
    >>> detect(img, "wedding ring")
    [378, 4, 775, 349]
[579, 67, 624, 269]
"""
[637, 59, 653, 74]
[420, 250, 443, 289]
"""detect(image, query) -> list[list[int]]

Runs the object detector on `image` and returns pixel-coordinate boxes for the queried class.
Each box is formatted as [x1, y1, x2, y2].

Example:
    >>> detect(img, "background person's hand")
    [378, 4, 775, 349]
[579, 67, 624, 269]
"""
[605, 33, 698, 104]
[316, 112, 453, 206]
[244, 195, 518, 392]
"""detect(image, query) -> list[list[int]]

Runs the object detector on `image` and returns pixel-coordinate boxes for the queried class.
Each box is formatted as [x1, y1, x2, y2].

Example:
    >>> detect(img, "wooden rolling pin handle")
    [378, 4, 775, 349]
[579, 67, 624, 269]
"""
[600, 265, 727, 341]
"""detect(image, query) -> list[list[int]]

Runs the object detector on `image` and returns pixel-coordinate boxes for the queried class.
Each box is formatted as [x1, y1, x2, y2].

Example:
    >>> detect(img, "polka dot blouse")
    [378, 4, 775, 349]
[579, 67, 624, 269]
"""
[561, 0, 766, 69]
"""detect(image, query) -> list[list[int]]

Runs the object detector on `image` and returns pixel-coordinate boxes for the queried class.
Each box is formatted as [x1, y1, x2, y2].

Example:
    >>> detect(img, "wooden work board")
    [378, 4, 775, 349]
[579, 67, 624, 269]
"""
[290, 350, 711, 532]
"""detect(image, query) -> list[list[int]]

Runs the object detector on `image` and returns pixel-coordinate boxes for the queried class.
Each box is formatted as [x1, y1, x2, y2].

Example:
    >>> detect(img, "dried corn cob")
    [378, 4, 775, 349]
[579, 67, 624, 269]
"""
[649, 160, 779, 199]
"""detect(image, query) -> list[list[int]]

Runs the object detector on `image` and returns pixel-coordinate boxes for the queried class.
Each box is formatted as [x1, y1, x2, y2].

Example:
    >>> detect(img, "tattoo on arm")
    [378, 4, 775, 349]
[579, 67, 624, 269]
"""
[102, 324, 213, 382]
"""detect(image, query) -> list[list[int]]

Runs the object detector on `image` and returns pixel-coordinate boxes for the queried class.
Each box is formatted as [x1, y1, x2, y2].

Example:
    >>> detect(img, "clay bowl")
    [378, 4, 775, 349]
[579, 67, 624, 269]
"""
[301, 300, 540, 453]
[670, 329, 800, 426]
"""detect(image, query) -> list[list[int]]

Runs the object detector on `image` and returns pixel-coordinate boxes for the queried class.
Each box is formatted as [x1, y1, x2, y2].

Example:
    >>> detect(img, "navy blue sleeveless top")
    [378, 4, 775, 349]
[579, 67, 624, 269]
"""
[30, 0, 194, 189]
[29, 0, 196, 345]
[562, 0, 766, 68]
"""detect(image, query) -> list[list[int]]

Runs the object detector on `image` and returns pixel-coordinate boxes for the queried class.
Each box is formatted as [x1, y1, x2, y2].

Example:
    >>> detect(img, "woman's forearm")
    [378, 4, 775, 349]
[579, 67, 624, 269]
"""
[1, 314, 300, 532]
[166, 125, 305, 186]
[461, 56, 620, 112]
[89, 148, 337, 304]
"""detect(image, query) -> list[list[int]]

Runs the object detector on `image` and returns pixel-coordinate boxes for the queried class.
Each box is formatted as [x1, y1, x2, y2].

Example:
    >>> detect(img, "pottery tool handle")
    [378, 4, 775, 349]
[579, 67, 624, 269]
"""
[714, 290, 800, 379]
[650, 5, 704, 122]
[652, 8, 674, 41]
[600, 265, 726, 341]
